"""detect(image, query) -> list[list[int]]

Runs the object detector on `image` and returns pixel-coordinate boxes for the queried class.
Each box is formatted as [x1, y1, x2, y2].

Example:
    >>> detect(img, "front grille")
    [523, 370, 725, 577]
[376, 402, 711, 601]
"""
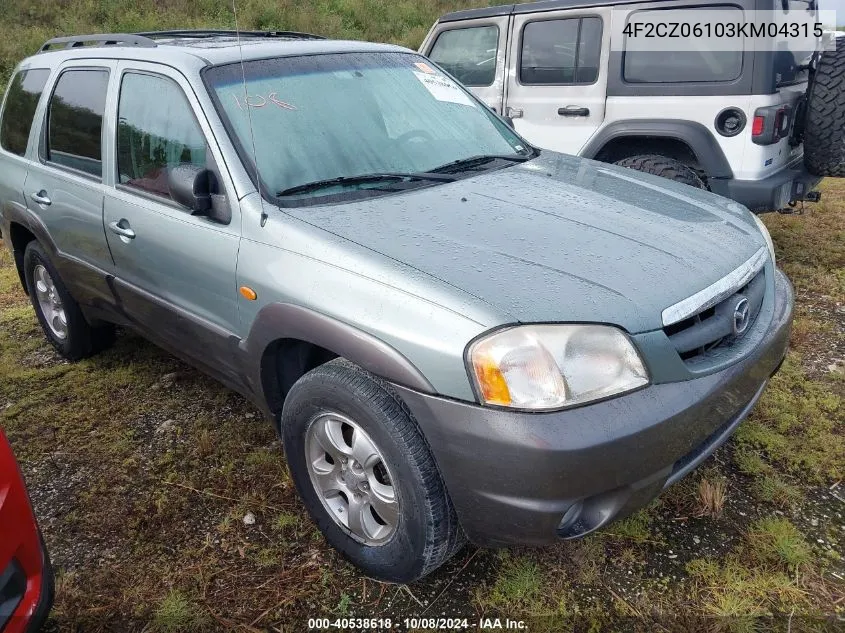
[664, 269, 765, 364]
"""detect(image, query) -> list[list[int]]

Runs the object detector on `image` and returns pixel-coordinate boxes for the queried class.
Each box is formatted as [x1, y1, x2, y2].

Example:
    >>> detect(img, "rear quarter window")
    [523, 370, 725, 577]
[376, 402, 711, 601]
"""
[0, 69, 50, 157]
[623, 7, 743, 83]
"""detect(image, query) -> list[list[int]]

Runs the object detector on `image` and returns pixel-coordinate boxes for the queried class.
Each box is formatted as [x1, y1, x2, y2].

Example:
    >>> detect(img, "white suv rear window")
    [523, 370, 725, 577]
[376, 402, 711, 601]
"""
[623, 8, 743, 83]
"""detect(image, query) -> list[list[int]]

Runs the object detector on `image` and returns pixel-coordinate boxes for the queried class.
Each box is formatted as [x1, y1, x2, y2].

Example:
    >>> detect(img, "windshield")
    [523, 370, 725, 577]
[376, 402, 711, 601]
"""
[204, 52, 530, 203]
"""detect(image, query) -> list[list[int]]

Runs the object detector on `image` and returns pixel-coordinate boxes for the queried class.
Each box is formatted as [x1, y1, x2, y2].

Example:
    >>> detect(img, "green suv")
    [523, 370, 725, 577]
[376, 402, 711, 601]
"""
[0, 31, 792, 582]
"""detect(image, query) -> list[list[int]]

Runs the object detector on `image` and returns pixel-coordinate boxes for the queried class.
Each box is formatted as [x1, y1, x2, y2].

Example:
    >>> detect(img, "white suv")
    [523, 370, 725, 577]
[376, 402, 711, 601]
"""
[421, 0, 845, 212]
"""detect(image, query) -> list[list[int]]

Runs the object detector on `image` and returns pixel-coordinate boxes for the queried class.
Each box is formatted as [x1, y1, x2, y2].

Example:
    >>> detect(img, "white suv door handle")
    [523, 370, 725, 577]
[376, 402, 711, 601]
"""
[558, 105, 590, 117]
[108, 220, 136, 240]
[505, 106, 524, 119]
[30, 191, 51, 206]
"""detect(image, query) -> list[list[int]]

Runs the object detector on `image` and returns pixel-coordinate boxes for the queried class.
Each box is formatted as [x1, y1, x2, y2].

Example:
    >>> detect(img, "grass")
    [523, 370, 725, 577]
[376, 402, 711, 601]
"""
[605, 509, 655, 543]
[476, 554, 545, 613]
[153, 590, 207, 633]
[0, 2, 844, 627]
[747, 518, 813, 569]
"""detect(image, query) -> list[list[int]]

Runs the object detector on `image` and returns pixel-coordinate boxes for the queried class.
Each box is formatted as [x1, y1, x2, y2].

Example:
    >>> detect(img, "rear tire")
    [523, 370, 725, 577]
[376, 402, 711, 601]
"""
[804, 46, 845, 177]
[614, 154, 707, 189]
[23, 241, 115, 361]
[281, 358, 464, 582]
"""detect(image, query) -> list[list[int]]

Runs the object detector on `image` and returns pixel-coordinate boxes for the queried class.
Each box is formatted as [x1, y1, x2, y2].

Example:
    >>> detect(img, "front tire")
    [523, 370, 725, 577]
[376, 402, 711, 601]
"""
[615, 154, 707, 189]
[23, 241, 114, 361]
[281, 359, 464, 582]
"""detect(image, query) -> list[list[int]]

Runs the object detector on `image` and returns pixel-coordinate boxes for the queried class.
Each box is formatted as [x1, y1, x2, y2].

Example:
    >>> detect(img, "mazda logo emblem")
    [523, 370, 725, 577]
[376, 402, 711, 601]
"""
[732, 297, 750, 336]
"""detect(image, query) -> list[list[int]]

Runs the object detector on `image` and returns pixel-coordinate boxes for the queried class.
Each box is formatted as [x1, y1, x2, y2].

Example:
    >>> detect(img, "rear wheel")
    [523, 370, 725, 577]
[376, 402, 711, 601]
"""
[803, 46, 845, 177]
[282, 358, 464, 582]
[23, 241, 114, 360]
[614, 154, 707, 189]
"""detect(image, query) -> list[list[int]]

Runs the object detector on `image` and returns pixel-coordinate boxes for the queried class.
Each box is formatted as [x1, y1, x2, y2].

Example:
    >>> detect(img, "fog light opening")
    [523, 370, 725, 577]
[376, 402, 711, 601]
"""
[558, 500, 584, 533]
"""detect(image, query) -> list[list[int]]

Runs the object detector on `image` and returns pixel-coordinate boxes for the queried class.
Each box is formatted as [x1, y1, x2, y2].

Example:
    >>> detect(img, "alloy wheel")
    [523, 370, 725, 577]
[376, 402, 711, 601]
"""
[33, 265, 68, 340]
[305, 411, 399, 545]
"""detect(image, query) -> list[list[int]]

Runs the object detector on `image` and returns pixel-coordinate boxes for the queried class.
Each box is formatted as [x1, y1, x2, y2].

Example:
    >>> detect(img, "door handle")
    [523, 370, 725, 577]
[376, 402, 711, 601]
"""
[108, 220, 136, 241]
[558, 106, 590, 117]
[30, 190, 51, 206]
[505, 106, 524, 119]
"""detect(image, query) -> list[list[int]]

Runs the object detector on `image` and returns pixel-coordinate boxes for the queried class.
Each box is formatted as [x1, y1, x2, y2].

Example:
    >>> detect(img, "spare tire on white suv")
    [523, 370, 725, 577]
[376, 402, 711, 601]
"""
[803, 44, 845, 177]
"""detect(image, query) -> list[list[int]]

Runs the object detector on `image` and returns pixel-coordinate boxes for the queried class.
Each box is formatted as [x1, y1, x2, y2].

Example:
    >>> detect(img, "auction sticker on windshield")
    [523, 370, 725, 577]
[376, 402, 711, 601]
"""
[413, 71, 476, 107]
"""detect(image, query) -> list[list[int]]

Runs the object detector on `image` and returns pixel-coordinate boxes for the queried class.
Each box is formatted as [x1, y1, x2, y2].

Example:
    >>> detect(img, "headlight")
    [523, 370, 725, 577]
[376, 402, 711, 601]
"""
[752, 214, 776, 267]
[467, 325, 649, 410]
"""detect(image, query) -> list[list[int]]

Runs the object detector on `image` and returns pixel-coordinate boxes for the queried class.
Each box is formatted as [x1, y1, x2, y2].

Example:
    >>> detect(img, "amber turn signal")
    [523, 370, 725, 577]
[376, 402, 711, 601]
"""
[239, 286, 257, 301]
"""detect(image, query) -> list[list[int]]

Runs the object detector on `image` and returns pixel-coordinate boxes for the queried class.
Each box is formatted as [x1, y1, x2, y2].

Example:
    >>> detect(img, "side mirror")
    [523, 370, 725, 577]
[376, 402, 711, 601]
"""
[168, 164, 214, 215]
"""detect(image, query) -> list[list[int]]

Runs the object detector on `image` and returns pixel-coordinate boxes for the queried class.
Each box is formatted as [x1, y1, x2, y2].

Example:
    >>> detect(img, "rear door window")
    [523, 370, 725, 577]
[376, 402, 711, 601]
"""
[116, 72, 207, 203]
[428, 26, 499, 86]
[0, 69, 50, 157]
[43, 69, 109, 177]
[520, 17, 603, 85]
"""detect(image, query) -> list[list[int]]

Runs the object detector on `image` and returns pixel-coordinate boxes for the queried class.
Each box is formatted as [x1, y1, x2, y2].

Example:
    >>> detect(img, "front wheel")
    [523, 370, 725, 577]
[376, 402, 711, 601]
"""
[281, 358, 464, 582]
[614, 154, 707, 190]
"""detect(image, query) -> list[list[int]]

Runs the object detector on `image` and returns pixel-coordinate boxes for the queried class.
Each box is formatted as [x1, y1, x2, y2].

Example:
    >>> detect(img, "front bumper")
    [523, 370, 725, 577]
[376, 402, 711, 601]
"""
[393, 268, 793, 546]
[710, 159, 822, 213]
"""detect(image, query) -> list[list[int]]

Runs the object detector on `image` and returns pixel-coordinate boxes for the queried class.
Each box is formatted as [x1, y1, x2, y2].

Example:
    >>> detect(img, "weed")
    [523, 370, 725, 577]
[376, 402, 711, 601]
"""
[569, 537, 605, 585]
[152, 590, 206, 632]
[477, 554, 545, 613]
[273, 511, 300, 532]
[335, 592, 352, 616]
[756, 474, 803, 509]
[747, 518, 812, 569]
[697, 476, 728, 518]
[733, 447, 771, 477]
[687, 556, 809, 617]
[195, 428, 212, 458]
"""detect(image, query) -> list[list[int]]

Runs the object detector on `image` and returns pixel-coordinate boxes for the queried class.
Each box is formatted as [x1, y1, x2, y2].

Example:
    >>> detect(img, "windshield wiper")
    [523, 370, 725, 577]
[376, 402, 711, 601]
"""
[429, 153, 533, 174]
[277, 172, 455, 197]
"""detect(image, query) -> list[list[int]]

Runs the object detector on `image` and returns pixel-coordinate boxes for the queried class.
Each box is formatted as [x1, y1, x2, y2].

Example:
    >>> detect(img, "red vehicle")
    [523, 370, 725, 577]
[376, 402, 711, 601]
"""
[0, 430, 53, 633]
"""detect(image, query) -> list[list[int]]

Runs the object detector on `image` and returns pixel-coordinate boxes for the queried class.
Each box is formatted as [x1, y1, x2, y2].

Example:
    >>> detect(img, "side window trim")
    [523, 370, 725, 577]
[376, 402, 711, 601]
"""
[38, 65, 111, 183]
[516, 14, 604, 87]
[114, 68, 212, 211]
[429, 24, 501, 87]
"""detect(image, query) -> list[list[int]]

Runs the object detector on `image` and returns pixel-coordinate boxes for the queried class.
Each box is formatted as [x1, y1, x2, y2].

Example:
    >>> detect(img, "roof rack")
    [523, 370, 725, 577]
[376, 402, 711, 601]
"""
[38, 29, 325, 53]
[137, 29, 326, 41]
[39, 33, 157, 52]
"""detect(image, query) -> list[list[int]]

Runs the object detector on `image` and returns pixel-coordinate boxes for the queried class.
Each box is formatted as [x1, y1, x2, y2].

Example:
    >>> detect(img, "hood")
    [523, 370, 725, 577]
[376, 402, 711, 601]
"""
[283, 152, 766, 333]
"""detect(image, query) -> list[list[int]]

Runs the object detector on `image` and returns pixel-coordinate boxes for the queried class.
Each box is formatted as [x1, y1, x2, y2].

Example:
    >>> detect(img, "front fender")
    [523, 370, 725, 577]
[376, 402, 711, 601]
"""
[239, 302, 435, 416]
